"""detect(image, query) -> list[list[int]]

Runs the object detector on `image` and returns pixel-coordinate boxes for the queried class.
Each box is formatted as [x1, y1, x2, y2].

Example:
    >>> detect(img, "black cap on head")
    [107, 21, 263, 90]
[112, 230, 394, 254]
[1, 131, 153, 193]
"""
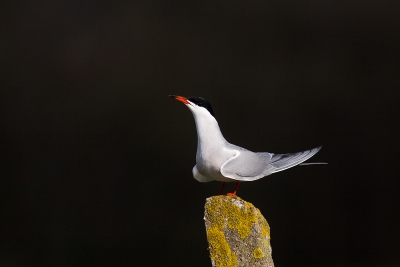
[187, 96, 215, 117]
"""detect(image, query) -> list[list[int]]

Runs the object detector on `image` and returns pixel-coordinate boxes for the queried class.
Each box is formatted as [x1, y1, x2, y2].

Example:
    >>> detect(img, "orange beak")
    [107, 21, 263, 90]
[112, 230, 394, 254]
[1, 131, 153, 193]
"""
[169, 95, 190, 105]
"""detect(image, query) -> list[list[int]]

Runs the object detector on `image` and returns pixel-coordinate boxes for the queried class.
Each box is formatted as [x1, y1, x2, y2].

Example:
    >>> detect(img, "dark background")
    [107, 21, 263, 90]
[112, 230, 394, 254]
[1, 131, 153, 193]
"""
[1, 1, 399, 266]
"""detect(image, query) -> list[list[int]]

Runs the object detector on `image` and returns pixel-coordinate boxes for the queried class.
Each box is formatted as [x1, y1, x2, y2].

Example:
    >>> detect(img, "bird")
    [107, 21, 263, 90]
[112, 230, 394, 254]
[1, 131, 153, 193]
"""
[170, 95, 324, 196]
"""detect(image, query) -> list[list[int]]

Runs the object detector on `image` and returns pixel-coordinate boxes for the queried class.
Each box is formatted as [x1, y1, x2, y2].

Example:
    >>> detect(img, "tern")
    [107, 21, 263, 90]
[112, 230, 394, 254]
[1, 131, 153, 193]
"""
[170, 95, 324, 196]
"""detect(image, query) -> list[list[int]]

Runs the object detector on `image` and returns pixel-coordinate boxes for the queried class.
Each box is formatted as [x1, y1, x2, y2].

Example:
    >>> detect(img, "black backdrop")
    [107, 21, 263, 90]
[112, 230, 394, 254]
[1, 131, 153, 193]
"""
[1, 1, 400, 266]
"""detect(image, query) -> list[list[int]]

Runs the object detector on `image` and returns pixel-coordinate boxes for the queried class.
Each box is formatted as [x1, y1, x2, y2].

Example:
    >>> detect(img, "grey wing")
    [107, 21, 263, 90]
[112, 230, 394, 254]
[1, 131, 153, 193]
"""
[220, 150, 272, 181]
[221, 146, 322, 181]
[267, 146, 322, 173]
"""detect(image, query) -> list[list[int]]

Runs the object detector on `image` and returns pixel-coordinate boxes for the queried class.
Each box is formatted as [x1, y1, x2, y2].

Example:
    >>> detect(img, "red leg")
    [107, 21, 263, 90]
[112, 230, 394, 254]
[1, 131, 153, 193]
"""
[227, 181, 240, 196]
[219, 182, 226, 195]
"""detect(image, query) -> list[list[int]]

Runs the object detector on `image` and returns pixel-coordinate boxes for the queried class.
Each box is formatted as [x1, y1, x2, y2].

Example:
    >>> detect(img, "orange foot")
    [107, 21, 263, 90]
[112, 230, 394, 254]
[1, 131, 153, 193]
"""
[226, 191, 237, 196]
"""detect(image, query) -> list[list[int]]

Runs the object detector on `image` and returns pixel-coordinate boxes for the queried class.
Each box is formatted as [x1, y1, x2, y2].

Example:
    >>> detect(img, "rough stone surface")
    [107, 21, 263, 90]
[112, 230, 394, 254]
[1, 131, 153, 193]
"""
[204, 195, 274, 267]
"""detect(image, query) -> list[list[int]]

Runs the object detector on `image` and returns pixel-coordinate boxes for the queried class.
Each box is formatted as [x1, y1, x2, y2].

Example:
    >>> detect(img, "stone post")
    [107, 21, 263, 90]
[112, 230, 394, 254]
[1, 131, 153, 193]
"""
[204, 196, 274, 267]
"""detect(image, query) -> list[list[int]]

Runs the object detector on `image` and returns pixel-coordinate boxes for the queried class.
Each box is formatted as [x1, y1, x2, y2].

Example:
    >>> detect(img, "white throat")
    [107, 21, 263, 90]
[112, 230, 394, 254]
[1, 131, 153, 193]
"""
[188, 105, 226, 155]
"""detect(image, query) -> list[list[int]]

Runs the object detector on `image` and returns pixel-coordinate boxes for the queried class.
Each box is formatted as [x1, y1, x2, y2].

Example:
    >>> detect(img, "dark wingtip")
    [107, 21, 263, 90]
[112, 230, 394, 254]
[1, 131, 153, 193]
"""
[169, 95, 177, 98]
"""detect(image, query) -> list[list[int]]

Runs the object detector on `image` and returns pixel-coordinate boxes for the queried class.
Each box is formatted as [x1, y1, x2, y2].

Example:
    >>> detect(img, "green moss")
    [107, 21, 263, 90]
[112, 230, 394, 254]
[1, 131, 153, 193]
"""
[253, 247, 265, 259]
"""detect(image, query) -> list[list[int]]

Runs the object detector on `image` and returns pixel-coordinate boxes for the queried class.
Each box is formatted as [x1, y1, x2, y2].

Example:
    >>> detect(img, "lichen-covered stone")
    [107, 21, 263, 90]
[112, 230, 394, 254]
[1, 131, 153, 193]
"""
[204, 196, 274, 267]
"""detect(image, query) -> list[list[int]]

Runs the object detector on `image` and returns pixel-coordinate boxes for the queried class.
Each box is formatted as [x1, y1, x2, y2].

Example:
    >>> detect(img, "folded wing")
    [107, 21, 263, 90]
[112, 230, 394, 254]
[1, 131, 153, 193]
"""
[220, 146, 322, 181]
[220, 150, 273, 181]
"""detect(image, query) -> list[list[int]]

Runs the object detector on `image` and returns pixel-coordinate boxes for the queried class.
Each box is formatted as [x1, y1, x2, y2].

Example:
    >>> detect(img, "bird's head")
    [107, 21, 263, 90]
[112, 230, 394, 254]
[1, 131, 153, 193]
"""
[169, 95, 215, 118]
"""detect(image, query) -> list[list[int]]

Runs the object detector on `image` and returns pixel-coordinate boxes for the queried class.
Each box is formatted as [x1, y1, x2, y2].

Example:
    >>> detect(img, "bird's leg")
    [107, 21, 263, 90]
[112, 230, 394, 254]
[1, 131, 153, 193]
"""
[227, 181, 240, 196]
[219, 182, 226, 195]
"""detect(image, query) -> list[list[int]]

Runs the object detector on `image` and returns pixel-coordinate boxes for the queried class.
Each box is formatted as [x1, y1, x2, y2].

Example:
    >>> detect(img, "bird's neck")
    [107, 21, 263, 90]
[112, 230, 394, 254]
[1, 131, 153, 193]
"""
[193, 114, 226, 152]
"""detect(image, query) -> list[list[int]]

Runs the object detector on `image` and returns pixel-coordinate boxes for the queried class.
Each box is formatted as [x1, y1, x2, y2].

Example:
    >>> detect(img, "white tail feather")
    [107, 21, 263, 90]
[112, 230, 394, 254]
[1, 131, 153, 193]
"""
[299, 162, 328, 165]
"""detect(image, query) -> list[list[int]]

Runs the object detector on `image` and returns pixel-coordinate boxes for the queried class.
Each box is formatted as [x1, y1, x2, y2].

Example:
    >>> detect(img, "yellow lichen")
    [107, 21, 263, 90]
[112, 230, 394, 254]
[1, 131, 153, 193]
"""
[256, 209, 270, 239]
[205, 196, 272, 266]
[205, 196, 258, 239]
[253, 247, 265, 259]
[206, 227, 238, 267]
